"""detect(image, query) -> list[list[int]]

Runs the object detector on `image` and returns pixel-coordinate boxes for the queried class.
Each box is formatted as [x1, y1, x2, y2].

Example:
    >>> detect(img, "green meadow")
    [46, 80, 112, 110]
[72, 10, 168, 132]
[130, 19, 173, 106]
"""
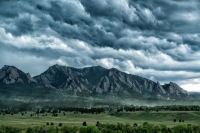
[1, 111, 200, 129]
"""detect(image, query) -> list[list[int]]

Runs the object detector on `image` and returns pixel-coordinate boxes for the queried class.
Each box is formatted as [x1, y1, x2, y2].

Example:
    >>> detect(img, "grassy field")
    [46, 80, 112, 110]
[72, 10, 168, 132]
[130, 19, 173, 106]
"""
[1, 110, 200, 130]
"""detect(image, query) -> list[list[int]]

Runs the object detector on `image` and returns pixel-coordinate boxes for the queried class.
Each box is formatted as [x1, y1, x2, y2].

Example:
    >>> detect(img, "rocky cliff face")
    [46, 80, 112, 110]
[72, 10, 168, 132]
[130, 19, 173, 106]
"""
[0, 65, 36, 84]
[33, 64, 189, 99]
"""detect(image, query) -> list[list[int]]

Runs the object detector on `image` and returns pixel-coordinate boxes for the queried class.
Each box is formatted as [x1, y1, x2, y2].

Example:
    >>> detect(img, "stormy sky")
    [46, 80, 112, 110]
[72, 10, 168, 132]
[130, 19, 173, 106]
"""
[0, 0, 200, 91]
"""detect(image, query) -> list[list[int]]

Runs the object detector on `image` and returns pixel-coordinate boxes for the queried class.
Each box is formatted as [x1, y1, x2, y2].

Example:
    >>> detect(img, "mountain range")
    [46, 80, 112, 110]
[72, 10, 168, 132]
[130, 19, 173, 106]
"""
[0, 64, 192, 100]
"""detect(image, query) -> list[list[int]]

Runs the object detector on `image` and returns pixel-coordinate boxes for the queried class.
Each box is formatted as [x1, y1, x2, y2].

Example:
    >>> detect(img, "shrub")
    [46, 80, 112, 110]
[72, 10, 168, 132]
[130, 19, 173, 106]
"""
[160, 125, 168, 133]
[82, 122, 87, 126]
[133, 123, 138, 127]
[80, 126, 99, 133]
[25, 127, 34, 133]
[32, 126, 57, 133]
[173, 125, 187, 132]
[0, 125, 21, 133]
[59, 123, 62, 127]
[60, 126, 78, 133]
[96, 121, 100, 127]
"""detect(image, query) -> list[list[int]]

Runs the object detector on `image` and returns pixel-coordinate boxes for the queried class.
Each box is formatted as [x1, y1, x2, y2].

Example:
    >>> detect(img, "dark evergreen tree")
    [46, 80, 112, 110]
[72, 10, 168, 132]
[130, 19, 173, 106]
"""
[82, 121, 87, 126]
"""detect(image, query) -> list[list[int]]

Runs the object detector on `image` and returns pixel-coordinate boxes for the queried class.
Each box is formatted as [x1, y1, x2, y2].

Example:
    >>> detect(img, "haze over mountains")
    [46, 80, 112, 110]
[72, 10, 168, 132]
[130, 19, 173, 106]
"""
[0, 64, 191, 100]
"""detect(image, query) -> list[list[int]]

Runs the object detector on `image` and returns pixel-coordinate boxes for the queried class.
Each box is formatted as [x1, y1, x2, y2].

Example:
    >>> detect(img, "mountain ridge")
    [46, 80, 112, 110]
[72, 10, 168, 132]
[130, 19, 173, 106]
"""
[0, 64, 189, 100]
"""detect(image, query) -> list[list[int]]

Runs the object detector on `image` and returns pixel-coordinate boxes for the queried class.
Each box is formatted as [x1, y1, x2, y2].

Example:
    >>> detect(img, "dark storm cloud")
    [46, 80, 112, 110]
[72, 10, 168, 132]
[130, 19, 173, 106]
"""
[7, 15, 34, 36]
[1, 0, 200, 91]
[0, 1, 19, 18]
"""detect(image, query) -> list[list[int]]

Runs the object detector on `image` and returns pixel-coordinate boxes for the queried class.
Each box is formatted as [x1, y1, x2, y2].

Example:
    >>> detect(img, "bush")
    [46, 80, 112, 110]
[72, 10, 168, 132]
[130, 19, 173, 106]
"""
[133, 123, 138, 127]
[160, 125, 168, 133]
[150, 125, 161, 133]
[32, 126, 57, 133]
[173, 125, 187, 132]
[192, 125, 200, 132]
[100, 128, 113, 133]
[80, 126, 99, 133]
[96, 121, 100, 127]
[0, 125, 21, 133]
[25, 127, 34, 133]
[59, 123, 62, 127]
[60, 126, 78, 133]
[82, 122, 87, 126]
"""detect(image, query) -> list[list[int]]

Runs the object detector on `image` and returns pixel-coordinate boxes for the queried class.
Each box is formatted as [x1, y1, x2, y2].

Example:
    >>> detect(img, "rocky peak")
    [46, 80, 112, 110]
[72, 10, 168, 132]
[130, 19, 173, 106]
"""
[110, 67, 119, 71]
[46, 64, 68, 74]
[49, 64, 65, 72]
[34, 64, 72, 85]
[48, 64, 81, 75]
[0, 65, 36, 84]
[155, 82, 166, 94]
[2, 65, 19, 79]
[162, 82, 188, 96]
[83, 66, 105, 72]
[0, 65, 21, 84]
[26, 73, 37, 83]
[51, 64, 65, 69]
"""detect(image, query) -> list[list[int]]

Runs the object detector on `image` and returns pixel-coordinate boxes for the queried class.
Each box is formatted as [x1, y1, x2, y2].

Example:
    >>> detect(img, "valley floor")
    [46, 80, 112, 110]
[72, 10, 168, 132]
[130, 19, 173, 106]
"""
[0, 111, 200, 129]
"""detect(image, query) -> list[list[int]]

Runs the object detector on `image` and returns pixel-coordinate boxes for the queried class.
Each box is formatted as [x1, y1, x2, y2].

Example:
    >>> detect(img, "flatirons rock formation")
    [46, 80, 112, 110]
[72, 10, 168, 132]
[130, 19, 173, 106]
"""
[33, 64, 189, 99]
[0, 64, 190, 99]
[0, 65, 36, 84]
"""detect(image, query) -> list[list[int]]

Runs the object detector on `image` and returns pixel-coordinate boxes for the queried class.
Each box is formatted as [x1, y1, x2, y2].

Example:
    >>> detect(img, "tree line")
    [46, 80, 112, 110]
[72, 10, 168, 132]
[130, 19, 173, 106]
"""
[1, 105, 199, 115]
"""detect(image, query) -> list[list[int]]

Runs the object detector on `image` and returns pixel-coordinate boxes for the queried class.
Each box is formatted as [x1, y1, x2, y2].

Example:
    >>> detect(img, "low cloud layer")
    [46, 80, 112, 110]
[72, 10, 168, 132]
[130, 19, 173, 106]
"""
[0, 0, 200, 91]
